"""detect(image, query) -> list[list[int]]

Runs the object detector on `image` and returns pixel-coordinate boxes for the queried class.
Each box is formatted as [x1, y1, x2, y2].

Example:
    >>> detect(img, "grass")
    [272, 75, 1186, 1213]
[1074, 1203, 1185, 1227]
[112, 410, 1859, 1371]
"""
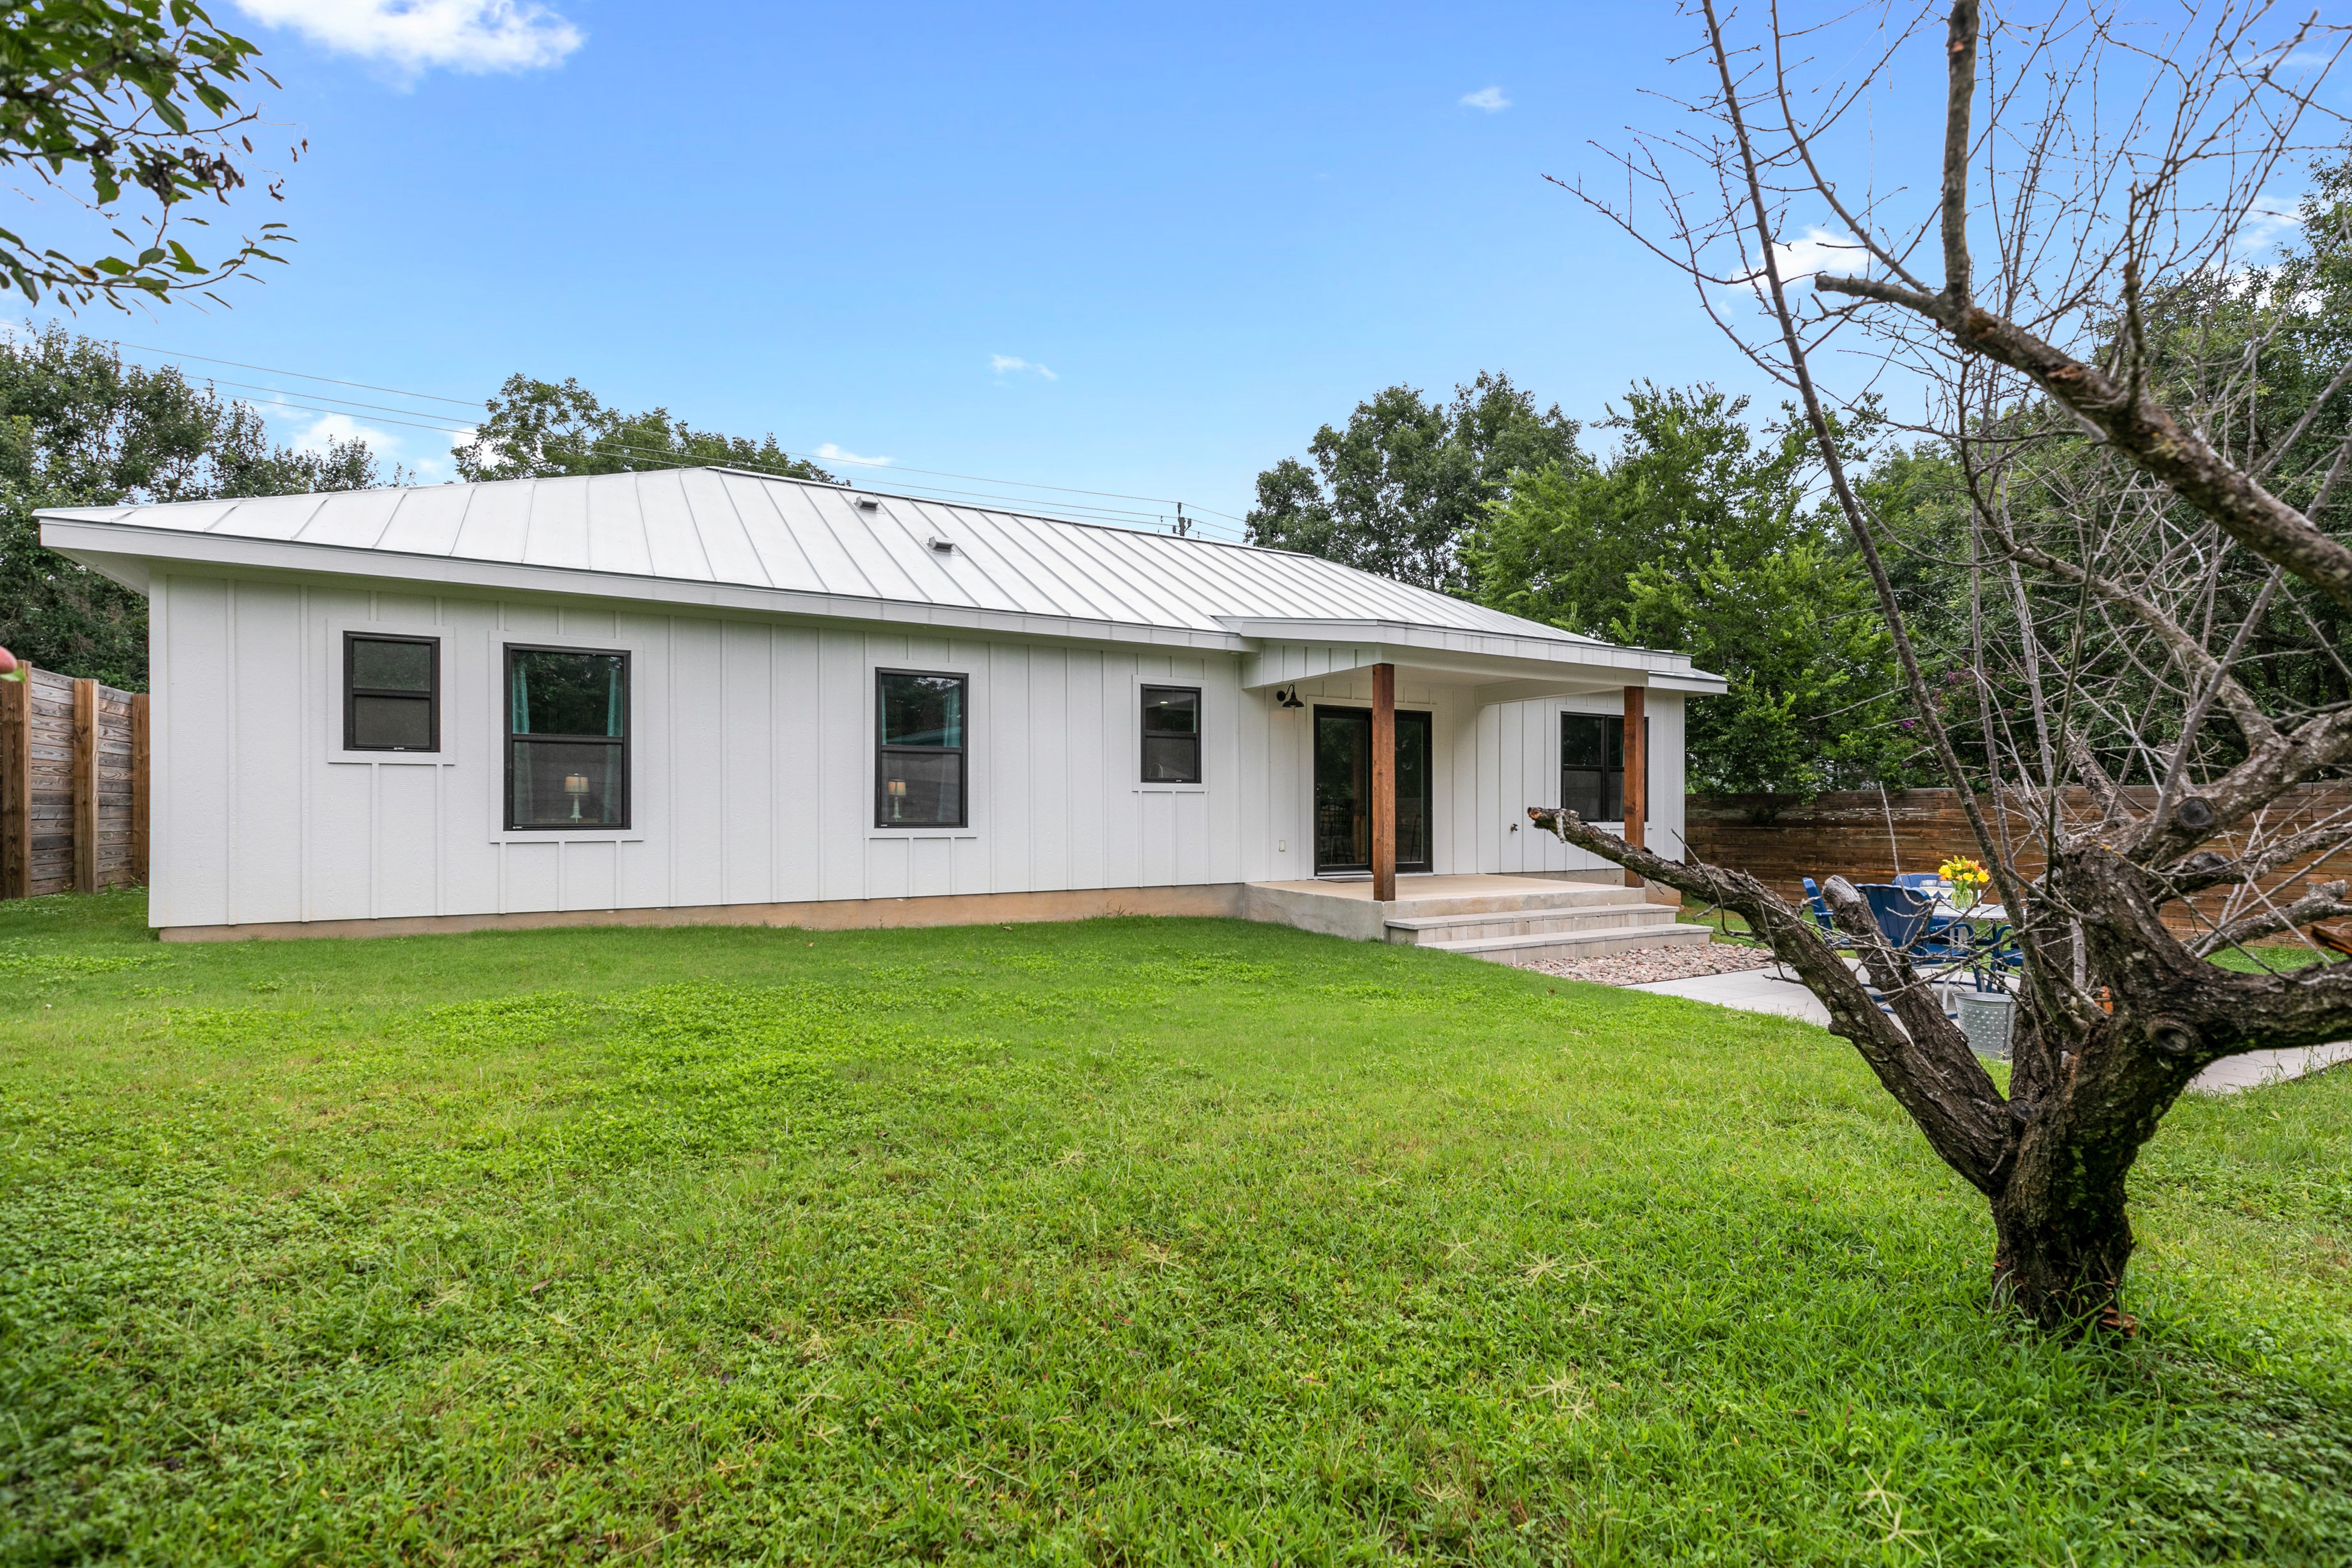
[2, 890, 2348, 1566]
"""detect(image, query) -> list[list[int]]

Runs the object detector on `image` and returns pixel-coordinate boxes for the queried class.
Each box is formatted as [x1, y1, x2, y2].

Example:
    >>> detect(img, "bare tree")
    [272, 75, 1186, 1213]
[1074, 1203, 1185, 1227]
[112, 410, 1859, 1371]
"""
[1534, 0, 2352, 1330]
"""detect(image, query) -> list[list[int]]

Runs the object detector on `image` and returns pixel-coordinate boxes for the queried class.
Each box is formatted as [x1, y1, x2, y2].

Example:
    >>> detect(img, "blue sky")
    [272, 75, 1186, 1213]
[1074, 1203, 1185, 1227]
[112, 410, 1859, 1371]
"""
[12, 1, 2301, 536]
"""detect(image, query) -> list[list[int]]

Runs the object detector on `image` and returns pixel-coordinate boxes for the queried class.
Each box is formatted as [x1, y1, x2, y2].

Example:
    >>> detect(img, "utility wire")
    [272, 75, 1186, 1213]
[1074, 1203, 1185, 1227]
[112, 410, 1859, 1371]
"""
[14, 320, 1255, 537]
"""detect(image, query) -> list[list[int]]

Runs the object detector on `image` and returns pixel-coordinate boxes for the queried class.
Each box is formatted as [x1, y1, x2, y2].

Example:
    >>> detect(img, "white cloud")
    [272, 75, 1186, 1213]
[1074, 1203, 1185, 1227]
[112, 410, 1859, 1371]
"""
[285, 408, 399, 454]
[1729, 225, 1869, 294]
[258, 399, 454, 479]
[230, 1, 583, 74]
[2236, 192, 2304, 258]
[990, 354, 1057, 381]
[814, 442, 891, 467]
[1460, 86, 1510, 112]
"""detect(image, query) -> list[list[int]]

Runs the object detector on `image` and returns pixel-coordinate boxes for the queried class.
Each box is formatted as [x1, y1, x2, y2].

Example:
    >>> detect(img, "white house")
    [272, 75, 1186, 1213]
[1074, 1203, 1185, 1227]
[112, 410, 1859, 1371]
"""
[38, 467, 1724, 954]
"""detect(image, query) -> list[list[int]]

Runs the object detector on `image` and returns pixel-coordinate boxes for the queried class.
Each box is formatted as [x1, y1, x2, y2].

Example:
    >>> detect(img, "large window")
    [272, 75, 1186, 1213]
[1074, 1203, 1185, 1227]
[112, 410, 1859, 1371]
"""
[1561, 713, 1626, 822]
[876, 670, 966, 827]
[506, 645, 629, 830]
[1141, 685, 1202, 783]
[344, 633, 439, 752]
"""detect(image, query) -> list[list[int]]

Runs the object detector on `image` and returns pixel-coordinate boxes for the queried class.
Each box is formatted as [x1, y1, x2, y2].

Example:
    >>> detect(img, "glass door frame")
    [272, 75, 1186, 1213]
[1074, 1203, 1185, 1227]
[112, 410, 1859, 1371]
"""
[1311, 704, 1434, 877]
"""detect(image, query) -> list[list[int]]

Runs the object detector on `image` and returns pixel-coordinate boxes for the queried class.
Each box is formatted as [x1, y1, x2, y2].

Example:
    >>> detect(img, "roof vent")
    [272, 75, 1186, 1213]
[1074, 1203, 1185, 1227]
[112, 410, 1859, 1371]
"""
[853, 495, 880, 510]
[928, 537, 957, 556]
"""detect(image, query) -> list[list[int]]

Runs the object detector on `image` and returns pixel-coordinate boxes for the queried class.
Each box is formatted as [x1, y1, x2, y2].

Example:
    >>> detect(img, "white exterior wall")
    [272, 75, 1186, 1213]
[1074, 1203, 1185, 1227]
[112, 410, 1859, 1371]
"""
[147, 571, 1692, 929]
[149, 573, 1296, 930]
[1470, 690, 1687, 876]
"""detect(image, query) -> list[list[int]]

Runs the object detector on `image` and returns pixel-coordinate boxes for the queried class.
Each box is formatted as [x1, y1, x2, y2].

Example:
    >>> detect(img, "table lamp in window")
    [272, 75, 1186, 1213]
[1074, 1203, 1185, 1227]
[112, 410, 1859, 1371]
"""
[886, 777, 907, 821]
[564, 772, 590, 822]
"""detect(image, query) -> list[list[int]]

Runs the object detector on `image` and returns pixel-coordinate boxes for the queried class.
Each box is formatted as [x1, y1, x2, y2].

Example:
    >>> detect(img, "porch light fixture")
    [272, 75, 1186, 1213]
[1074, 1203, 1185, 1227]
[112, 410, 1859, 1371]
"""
[1274, 685, 1305, 710]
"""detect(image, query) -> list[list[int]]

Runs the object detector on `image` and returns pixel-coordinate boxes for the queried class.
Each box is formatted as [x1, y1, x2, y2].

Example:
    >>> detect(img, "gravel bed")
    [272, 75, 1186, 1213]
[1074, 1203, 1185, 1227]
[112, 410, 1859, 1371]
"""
[1530, 939, 1776, 987]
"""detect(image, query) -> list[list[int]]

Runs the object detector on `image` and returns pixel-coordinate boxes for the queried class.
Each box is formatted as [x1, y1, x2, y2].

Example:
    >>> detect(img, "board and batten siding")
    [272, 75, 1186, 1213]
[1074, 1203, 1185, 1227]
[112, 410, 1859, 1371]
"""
[1473, 690, 1686, 877]
[149, 573, 1280, 930]
[147, 572, 1688, 930]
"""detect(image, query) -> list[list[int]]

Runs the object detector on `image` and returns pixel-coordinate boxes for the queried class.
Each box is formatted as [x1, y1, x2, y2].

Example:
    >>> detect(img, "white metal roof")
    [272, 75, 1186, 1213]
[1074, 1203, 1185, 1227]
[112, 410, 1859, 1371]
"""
[39, 467, 1723, 689]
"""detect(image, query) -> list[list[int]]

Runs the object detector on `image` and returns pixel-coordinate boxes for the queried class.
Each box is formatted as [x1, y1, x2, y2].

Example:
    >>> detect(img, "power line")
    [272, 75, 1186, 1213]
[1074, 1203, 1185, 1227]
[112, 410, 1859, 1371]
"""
[11, 319, 1254, 538]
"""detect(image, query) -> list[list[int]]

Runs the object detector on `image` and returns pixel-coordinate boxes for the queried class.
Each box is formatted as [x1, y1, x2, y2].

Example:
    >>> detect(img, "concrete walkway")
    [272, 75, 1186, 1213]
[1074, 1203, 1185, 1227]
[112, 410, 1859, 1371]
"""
[1627, 967, 2352, 1095]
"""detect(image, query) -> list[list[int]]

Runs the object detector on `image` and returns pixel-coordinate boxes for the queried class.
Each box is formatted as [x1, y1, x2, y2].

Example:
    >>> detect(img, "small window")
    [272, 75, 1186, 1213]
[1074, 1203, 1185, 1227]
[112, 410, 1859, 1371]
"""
[877, 670, 967, 827]
[1141, 685, 1202, 783]
[344, 633, 440, 752]
[506, 645, 629, 830]
[1561, 713, 1625, 822]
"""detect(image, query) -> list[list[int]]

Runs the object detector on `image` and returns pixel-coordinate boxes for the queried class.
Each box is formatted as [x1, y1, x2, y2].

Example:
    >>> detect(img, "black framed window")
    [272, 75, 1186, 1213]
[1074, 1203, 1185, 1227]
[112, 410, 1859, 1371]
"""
[1561, 713, 1627, 822]
[506, 645, 629, 830]
[877, 670, 966, 827]
[1141, 685, 1202, 783]
[344, 633, 440, 752]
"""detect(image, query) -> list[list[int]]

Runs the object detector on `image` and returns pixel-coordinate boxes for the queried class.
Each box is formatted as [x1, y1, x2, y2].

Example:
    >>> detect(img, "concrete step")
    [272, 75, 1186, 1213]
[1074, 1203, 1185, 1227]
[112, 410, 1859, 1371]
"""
[1366, 884, 1661, 919]
[1421, 922, 1714, 967]
[1383, 901, 1674, 944]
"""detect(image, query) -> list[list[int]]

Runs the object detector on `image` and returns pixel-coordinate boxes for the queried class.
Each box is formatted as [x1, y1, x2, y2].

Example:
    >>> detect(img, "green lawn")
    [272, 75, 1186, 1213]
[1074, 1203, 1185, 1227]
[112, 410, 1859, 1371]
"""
[3, 892, 2348, 1566]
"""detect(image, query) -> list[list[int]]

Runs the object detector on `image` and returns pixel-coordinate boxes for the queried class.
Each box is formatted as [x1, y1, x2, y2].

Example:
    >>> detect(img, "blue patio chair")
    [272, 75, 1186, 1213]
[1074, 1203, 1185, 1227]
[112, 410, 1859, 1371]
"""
[1800, 877, 1854, 948]
[1860, 883, 1934, 949]
[1894, 872, 1942, 892]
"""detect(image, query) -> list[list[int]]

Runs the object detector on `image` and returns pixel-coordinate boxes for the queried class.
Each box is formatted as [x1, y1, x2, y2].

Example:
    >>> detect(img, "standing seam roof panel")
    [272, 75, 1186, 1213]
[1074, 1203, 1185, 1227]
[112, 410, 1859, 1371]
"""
[37, 467, 1632, 650]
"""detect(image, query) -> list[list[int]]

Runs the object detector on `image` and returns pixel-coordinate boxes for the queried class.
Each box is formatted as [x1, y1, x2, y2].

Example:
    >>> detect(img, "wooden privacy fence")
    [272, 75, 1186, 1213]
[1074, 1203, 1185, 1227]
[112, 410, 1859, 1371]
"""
[1, 667, 147, 899]
[1685, 785, 2352, 935]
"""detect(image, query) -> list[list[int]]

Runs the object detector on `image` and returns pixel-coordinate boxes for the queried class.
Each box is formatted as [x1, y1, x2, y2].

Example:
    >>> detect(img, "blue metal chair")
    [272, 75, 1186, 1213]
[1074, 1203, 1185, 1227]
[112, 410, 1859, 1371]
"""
[1894, 872, 1942, 892]
[1860, 883, 1935, 949]
[1801, 877, 1854, 948]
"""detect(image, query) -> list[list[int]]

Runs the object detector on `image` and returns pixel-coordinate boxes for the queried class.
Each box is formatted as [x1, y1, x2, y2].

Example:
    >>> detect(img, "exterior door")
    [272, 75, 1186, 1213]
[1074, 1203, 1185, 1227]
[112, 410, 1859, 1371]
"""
[1312, 706, 1433, 875]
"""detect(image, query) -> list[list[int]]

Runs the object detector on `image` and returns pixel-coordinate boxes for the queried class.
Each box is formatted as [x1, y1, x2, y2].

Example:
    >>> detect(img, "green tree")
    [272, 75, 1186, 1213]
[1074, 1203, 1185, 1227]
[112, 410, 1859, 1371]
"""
[1243, 372, 1581, 594]
[0, 0, 293, 308]
[1618, 543, 1901, 796]
[1467, 384, 1908, 795]
[456, 376, 834, 483]
[0, 325, 386, 688]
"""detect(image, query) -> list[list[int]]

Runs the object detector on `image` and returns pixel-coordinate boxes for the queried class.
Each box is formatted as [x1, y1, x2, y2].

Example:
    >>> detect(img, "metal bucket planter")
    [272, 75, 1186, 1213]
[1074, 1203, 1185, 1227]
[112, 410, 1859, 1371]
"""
[1958, 991, 2015, 1060]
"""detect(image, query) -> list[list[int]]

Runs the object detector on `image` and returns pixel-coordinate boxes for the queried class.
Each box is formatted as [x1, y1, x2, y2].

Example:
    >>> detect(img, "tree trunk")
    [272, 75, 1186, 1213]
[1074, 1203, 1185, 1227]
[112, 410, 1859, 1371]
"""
[1991, 1168, 2135, 1330]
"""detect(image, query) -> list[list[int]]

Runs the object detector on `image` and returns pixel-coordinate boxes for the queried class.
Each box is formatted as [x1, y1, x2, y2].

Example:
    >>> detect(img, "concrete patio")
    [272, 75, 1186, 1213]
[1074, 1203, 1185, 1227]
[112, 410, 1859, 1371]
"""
[1626, 965, 2352, 1094]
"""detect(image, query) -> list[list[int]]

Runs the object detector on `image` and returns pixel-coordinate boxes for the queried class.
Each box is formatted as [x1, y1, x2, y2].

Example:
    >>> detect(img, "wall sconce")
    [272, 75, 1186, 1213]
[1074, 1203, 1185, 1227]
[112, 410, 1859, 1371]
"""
[1274, 685, 1305, 710]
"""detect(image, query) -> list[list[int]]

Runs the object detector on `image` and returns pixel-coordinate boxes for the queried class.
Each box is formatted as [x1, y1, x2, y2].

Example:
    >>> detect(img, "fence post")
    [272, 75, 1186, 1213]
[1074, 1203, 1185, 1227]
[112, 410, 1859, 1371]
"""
[131, 693, 150, 886]
[1, 668, 27, 899]
[73, 678, 96, 895]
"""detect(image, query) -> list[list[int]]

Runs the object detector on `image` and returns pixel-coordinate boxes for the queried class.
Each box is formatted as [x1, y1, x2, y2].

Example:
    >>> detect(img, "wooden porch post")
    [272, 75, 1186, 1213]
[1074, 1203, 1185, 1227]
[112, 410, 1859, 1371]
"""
[73, 678, 98, 895]
[130, 693, 150, 886]
[1371, 663, 1396, 902]
[1621, 685, 1646, 890]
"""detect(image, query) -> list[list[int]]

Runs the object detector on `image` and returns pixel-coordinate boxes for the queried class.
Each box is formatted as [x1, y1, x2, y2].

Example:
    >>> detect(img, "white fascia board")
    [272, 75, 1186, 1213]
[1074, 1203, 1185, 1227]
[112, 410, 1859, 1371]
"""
[1215, 615, 1685, 675]
[37, 519, 1251, 655]
[1648, 669, 1730, 695]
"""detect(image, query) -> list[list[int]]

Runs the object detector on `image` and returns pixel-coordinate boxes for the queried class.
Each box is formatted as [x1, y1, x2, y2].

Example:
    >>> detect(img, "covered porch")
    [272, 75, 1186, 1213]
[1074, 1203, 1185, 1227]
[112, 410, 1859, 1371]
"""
[1229, 618, 1724, 902]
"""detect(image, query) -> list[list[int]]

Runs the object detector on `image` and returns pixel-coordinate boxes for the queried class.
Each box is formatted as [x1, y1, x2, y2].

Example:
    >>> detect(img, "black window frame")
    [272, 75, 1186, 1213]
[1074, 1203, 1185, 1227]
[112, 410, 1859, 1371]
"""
[1139, 683, 1203, 784]
[1560, 711, 1646, 824]
[503, 642, 632, 833]
[343, 631, 441, 754]
[874, 668, 969, 829]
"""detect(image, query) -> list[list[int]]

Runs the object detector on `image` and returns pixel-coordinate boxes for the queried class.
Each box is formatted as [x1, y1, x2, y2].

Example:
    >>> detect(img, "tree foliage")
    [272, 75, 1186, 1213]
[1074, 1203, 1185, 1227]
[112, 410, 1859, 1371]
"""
[1467, 384, 1910, 796]
[456, 375, 835, 484]
[0, 325, 387, 688]
[0, 0, 294, 308]
[1243, 372, 1579, 594]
